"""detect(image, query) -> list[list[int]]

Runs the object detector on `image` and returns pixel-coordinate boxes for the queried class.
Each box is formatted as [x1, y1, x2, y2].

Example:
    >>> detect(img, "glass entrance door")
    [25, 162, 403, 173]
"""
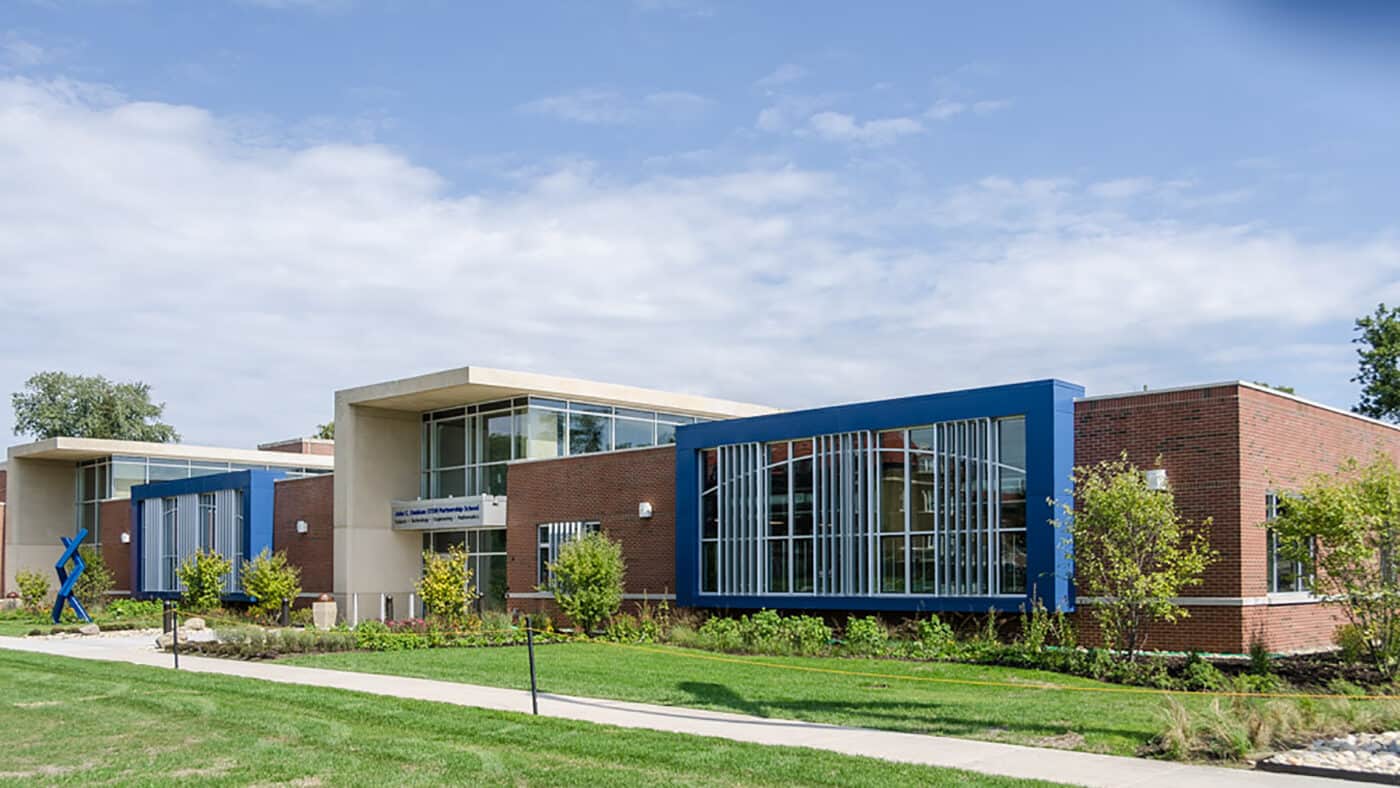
[422, 528, 508, 612]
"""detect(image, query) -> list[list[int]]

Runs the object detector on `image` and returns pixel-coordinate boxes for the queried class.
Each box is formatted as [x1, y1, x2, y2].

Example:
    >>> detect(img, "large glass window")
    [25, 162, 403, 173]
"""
[700, 416, 1027, 598]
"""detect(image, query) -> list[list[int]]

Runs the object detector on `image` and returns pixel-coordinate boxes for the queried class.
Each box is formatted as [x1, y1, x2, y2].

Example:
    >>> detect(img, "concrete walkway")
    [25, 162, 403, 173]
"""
[0, 634, 1337, 788]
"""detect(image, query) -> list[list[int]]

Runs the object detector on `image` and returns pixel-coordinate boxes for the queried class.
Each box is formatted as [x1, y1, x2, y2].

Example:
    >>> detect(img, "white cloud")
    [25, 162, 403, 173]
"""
[519, 88, 633, 125]
[925, 100, 965, 120]
[972, 98, 1012, 114]
[756, 63, 806, 90]
[1, 33, 48, 68]
[806, 111, 923, 146]
[0, 77, 1395, 445]
[1088, 177, 1155, 200]
[521, 88, 709, 125]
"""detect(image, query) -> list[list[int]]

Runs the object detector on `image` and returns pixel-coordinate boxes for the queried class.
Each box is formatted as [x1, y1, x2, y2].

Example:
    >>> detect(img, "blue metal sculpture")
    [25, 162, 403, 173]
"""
[52, 528, 92, 624]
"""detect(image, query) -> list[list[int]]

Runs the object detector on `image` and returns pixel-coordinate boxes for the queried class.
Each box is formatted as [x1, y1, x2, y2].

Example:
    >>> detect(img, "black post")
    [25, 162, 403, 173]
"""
[526, 615, 538, 715]
[162, 599, 174, 633]
[280, 598, 290, 627]
[172, 603, 179, 670]
[385, 595, 394, 622]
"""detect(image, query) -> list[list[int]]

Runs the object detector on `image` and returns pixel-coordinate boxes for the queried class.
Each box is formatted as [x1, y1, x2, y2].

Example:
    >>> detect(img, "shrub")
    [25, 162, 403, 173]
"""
[178, 549, 232, 611]
[103, 598, 163, 620]
[697, 616, 743, 652]
[1248, 639, 1273, 677]
[546, 532, 624, 634]
[479, 610, 514, 633]
[16, 570, 50, 613]
[843, 616, 890, 657]
[784, 614, 833, 655]
[910, 615, 957, 659]
[1337, 623, 1369, 664]
[1181, 652, 1228, 691]
[73, 544, 114, 612]
[417, 545, 476, 627]
[605, 612, 661, 644]
[354, 619, 428, 651]
[241, 548, 302, 618]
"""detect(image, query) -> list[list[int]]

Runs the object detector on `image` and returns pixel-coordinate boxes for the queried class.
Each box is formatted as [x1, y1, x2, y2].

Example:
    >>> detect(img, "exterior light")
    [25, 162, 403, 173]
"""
[120, 531, 131, 544]
[638, 502, 654, 519]
[296, 519, 309, 534]
[1145, 469, 1168, 491]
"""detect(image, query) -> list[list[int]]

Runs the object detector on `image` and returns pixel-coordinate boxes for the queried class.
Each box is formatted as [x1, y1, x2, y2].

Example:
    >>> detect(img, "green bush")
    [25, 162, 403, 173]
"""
[909, 615, 957, 659]
[73, 545, 114, 612]
[1180, 652, 1228, 691]
[417, 545, 475, 626]
[177, 550, 232, 611]
[102, 598, 163, 620]
[605, 612, 661, 644]
[16, 570, 49, 613]
[696, 616, 743, 652]
[546, 532, 625, 634]
[353, 620, 428, 651]
[241, 549, 302, 617]
[842, 616, 890, 657]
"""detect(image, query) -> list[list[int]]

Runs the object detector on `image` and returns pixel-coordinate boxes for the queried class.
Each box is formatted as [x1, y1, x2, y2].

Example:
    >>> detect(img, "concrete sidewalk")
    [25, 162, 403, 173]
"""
[0, 634, 1333, 788]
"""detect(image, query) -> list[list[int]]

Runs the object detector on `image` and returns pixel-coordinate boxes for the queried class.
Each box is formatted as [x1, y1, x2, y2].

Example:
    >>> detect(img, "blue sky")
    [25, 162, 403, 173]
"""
[1, 1, 1398, 446]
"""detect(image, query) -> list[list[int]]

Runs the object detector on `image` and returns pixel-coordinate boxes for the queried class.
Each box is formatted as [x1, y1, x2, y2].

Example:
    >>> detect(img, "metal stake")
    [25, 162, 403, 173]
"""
[526, 615, 538, 715]
[172, 603, 180, 670]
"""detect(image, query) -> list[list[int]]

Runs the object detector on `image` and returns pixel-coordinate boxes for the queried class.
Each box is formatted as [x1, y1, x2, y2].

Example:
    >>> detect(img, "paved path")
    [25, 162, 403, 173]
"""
[0, 634, 1336, 788]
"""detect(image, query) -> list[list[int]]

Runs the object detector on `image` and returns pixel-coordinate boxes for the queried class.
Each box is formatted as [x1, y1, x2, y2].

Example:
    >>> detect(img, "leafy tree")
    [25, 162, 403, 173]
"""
[315, 421, 334, 440]
[417, 544, 476, 626]
[177, 550, 232, 612]
[1354, 303, 1400, 422]
[545, 532, 625, 634]
[1252, 381, 1295, 395]
[1058, 454, 1216, 661]
[1269, 454, 1400, 676]
[241, 549, 303, 619]
[16, 570, 50, 614]
[12, 371, 179, 442]
[73, 544, 115, 612]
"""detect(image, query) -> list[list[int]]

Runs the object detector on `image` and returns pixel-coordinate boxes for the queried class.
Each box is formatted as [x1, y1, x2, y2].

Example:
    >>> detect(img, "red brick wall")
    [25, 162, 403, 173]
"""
[0, 502, 6, 596]
[1073, 384, 1400, 653]
[99, 499, 132, 593]
[505, 446, 677, 621]
[1074, 385, 1244, 598]
[260, 439, 334, 456]
[272, 474, 334, 596]
[0, 468, 8, 503]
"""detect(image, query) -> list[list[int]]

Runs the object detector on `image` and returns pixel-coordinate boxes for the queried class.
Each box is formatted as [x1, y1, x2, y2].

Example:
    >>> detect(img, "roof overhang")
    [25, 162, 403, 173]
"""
[5, 437, 336, 468]
[336, 365, 778, 419]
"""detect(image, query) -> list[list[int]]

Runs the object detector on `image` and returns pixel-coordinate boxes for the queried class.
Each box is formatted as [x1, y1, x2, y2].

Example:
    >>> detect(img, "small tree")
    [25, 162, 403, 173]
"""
[1355, 303, 1400, 423]
[315, 421, 334, 440]
[177, 549, 232, 612]
[16, 570, 50, 614]
[1059, 454, 1216, 661]
[1270, 454, 1400, 675]
[11, 371, 179, 441]
[545, 532, 625, 634]
[73, 544, 115, 612]
[241, 549, 303, 619]
[417, 544, 476, 626]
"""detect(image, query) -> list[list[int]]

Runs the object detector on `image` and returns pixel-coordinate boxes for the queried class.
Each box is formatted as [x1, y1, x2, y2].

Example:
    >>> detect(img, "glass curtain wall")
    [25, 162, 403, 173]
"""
[420, 397, 703, 497]
[75, 455, 326, 540]
[700, 416, 1027, 598]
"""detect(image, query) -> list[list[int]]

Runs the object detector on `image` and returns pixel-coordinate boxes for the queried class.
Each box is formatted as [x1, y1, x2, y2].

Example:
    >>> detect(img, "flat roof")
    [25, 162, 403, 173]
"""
[1077, 380, 1400, 434]
[5, 436, 337, 467]
[336, 364, 778, 418]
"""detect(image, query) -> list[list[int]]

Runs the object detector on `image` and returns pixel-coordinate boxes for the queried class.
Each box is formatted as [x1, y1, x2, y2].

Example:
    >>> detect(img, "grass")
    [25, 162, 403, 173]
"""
[0, 650, 1058, 787]
[282, 641, 1220, 756]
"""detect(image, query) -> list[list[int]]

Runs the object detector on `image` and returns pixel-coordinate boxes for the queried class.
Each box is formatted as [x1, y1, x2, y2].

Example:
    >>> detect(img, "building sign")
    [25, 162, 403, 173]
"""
[390, 495, 506, 531]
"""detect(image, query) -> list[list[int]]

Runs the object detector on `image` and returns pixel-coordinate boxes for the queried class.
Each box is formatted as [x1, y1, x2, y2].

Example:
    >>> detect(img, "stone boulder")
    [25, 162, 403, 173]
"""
[183, 617, 207, 631]
[78, 623, 100, 636]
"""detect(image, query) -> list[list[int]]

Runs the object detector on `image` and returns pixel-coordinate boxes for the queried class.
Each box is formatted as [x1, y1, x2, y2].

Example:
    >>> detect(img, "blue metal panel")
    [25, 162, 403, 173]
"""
[674, 379, 1084, 613]
[129, 469, 284, 601]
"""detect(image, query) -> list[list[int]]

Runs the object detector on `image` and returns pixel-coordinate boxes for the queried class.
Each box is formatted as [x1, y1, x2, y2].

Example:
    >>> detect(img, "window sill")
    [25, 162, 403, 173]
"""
[1266, 592, 1318, 606]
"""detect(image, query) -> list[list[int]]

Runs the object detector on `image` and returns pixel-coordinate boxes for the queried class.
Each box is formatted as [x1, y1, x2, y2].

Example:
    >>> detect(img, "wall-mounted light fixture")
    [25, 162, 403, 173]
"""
[120, 531, 131, 544]
[296, 519, 310, 534]
[1145, 469, 1168, 492]
[638, 502, 654, 520]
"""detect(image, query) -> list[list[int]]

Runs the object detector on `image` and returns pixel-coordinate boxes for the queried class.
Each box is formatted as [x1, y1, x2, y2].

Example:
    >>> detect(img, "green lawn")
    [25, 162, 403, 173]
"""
[0, 650, 1060, 786]
[283, 642, 1210, 757]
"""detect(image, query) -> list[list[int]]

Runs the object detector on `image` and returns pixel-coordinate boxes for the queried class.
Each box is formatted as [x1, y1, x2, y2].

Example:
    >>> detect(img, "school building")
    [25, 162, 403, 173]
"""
[4, 365, 1398, 654]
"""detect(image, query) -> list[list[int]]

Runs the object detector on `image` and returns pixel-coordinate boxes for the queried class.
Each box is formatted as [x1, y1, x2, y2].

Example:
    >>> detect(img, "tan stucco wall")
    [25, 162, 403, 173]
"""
[333, 399, 421, 622]
[2, 456, 75, 594]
